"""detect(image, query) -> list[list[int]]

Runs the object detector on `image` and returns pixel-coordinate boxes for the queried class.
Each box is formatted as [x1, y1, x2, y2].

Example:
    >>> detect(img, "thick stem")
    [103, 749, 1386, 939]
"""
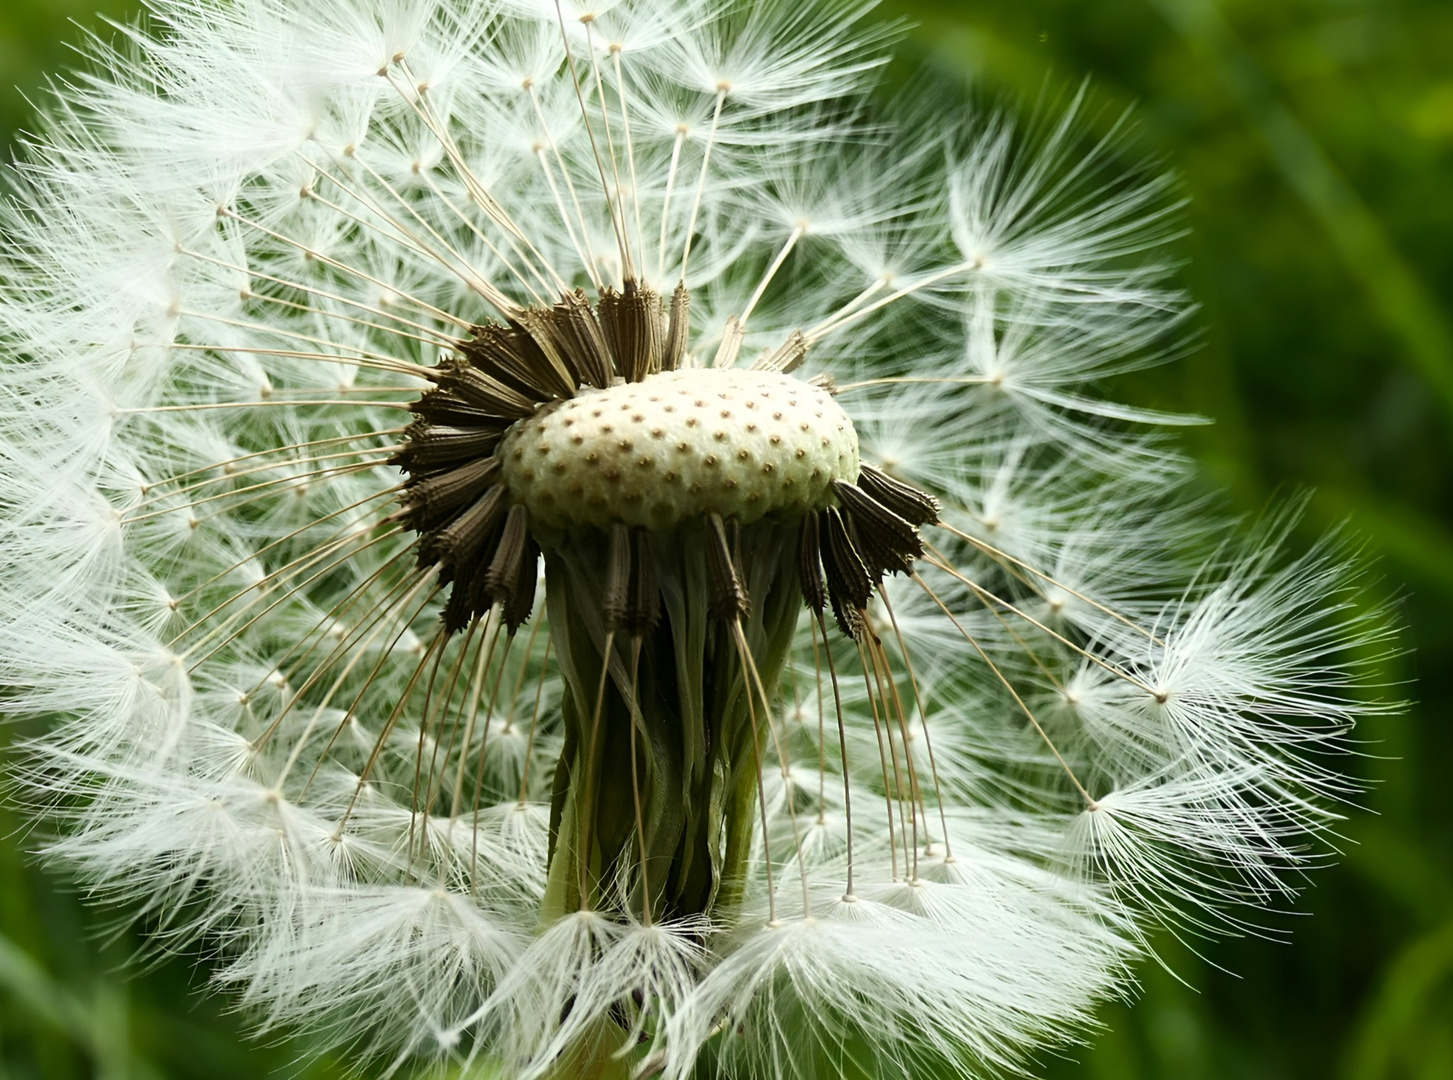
[538, 518, 804, 924]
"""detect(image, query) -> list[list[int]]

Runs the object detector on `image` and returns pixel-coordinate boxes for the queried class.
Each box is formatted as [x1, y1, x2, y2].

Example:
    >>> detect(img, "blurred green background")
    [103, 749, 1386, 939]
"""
[2, 0, 1450, 1077]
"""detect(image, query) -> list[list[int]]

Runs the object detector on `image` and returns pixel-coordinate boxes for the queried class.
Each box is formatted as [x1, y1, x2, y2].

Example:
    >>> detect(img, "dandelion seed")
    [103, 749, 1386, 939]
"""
[0, 1, 1394, 1077]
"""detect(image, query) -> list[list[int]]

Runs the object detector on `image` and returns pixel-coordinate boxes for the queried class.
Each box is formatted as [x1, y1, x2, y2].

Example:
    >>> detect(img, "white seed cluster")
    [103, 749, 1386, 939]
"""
[499, 369, 859, 529]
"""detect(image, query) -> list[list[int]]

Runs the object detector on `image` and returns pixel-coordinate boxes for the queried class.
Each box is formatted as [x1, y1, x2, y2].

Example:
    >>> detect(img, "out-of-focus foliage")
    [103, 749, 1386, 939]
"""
[2, 0, 1449, 1076]
[0, 0, 135, 143]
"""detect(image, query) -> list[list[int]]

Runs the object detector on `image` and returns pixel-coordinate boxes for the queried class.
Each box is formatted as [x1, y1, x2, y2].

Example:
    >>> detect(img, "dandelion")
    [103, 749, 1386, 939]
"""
[0, 1, 1392, 1077]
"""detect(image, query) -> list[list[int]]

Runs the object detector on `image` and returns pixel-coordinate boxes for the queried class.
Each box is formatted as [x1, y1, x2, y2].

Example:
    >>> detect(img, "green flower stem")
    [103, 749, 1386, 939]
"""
[537, 520, 806, 924]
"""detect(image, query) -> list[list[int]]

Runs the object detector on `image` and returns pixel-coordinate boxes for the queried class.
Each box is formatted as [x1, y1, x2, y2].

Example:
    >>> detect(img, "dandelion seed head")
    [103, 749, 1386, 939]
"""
[0, 0, 1397, 1076]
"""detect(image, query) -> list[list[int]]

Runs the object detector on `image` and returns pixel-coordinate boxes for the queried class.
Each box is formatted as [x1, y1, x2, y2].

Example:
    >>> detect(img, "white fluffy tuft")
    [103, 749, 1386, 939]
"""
[0, 0, 1391, 1076]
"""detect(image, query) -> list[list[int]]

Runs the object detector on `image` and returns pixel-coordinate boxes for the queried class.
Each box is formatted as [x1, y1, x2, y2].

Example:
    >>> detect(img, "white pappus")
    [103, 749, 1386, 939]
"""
[0, 1, 1394, 1078]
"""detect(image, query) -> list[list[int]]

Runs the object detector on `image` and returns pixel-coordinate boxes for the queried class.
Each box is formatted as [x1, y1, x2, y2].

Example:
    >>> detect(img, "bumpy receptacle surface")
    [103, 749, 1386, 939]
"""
[500, 369, 859, 529]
